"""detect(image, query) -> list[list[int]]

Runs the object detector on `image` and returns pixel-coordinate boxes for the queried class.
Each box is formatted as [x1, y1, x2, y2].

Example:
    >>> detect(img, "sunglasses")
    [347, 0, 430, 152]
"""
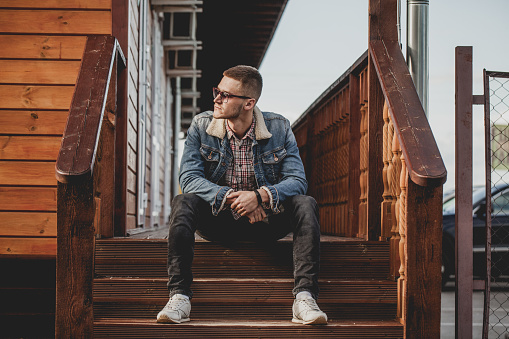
[213, 87, 252, 103]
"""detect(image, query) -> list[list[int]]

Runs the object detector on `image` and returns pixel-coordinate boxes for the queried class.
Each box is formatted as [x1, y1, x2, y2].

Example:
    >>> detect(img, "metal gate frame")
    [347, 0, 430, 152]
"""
[483, 69, 509, 339]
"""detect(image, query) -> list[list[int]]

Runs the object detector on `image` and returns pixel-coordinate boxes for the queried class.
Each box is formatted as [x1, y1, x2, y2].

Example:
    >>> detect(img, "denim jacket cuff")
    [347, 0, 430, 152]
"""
[264, 185, 281, 214]
[260, 186, 274, 210]
[212, 186, 233, 216]
[219, 188, 234, 213]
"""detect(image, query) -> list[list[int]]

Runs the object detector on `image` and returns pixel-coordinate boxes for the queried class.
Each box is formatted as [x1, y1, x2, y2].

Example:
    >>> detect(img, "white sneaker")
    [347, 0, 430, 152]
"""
[156, 294, 191, 323]
[292, 295, 328, 325]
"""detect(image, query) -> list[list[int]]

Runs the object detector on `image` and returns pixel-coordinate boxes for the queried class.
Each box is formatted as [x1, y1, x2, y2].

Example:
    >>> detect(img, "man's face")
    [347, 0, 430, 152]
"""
[213, 76, 249, 120]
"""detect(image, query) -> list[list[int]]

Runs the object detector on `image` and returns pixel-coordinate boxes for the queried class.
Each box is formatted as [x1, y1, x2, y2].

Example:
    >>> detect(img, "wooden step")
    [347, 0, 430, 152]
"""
[93, 318, 404, 338]
[95, 239, 390, 280]
[93, 278, 397, 321]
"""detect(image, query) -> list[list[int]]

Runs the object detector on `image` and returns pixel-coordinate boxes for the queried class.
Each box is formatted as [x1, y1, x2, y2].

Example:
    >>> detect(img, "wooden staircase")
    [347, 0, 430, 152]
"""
[92, 236, 403, 338]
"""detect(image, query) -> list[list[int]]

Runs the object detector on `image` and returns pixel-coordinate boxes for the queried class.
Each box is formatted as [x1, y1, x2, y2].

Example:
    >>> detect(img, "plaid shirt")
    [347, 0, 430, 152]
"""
[222, 119, 257, 219]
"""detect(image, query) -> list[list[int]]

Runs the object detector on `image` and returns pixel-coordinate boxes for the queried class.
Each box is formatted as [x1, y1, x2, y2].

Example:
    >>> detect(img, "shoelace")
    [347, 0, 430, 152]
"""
[296, 298, 320, 311]
[165, 298, 187, 310]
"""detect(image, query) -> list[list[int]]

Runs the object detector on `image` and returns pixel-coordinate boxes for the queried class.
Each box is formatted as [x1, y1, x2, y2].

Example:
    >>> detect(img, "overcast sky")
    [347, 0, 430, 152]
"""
[258, 0, 509, 192]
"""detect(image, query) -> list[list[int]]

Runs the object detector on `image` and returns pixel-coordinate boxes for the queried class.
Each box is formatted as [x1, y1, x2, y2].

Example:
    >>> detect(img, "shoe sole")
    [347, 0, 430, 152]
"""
[156, 315, 191, 324]
[292, 315, 328, 325]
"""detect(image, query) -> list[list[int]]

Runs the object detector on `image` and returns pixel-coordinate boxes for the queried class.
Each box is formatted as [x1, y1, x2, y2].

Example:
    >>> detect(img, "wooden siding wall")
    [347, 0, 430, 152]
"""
[0, 1, 111, 336]
[127, 0, 139, 229]
[0, 0, 112, 257]
[126, 1, 168, 231]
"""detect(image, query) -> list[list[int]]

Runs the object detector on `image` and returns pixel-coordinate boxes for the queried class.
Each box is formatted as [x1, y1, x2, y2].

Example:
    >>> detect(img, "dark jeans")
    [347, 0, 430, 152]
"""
[167, 193, 321, 299]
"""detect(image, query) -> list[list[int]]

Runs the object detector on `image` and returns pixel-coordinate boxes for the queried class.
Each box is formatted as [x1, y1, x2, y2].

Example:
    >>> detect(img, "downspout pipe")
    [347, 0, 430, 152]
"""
[407, 0, 429, 117]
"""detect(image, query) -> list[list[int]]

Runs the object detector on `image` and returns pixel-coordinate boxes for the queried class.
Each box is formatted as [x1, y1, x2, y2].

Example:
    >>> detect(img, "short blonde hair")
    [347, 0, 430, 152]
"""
[223, 65, 263, 100]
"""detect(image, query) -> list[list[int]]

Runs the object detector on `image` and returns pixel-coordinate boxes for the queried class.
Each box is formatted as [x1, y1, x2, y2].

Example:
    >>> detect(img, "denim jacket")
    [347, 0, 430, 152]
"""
[179, 107, 308, 216]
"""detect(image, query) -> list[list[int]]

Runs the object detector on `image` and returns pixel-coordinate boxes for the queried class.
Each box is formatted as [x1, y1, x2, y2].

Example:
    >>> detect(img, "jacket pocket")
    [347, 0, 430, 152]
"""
[261, 147, 287, 183]
[200, 145, 221, 176]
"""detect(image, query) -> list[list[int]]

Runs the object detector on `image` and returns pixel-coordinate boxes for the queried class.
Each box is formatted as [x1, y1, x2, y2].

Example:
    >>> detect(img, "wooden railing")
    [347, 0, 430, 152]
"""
[292, 1, 446, 337]
[55, 35, 125, 337]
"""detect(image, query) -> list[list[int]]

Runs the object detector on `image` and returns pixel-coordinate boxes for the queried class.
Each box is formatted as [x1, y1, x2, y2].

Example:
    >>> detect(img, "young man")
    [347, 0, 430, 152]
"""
[157, 65, 327, 325]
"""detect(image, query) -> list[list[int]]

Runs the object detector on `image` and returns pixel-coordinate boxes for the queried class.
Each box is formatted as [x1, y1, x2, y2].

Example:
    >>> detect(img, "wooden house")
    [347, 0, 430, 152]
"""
[0, 0, 446, 337]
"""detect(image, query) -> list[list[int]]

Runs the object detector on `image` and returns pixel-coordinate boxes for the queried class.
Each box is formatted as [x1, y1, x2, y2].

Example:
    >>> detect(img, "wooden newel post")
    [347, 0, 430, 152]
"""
[56, 178, 95, 338]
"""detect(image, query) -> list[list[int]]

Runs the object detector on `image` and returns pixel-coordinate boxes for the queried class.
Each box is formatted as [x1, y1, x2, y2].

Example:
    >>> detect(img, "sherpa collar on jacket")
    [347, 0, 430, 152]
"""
[205, 106, 272, 140]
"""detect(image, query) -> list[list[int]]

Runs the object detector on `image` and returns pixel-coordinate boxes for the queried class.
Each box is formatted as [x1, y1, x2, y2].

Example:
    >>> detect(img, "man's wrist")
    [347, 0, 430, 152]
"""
[253, 190, 263, 205]
[257, 188, 270, 203]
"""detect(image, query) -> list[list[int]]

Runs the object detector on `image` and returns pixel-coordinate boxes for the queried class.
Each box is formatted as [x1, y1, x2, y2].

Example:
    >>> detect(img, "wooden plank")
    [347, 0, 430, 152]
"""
[0, 237, 57, 256]
[0, 136, 61, 160]
[0, 161, 56, 186]
[0, 35, 86, 59]
[0, 60, 80, 85]
[0, 10, 111, 34]
[0, 187, 57, 211]
[0, 110, 67, 135]
[0, 85, 74, 110]
[0, 211, 57, 237]
[0, 0, 111, 9]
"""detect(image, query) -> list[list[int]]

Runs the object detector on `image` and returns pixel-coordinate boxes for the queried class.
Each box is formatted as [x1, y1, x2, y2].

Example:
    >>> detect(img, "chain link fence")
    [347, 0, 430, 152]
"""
[486, 71, 509, 338]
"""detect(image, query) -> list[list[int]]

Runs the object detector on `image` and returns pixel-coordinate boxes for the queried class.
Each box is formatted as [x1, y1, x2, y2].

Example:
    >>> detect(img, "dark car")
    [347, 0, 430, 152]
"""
[442, 183, 509, 286]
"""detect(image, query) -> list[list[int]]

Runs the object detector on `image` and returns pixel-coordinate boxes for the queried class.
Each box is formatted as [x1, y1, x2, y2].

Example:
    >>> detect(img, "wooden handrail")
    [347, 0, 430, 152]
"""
[55, 35, 125, 338]
[369, 39, 446, 187]
[56, 35, 126, 184]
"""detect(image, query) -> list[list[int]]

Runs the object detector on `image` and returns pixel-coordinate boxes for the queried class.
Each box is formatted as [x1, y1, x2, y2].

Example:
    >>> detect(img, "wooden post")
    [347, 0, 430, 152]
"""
[405, 180, 443, 338]
[348, 73, 361, 237]
[455, 46, 473, 339]
[56, 179, 95, 338]
[367, 0, 398, 241]
[112, 0, 129, 236]
[367, 55, 385, 241]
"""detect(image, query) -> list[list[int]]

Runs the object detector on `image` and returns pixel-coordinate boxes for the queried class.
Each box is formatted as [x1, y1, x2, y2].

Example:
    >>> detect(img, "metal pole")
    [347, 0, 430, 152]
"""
[173, 76, 182, 197]
[455, 46, 473, 339]
[407, 0, 429, 116]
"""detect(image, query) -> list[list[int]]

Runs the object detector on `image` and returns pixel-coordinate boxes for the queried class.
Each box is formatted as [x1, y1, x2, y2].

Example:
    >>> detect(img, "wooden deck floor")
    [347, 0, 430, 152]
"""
[127, 226, 362, 242]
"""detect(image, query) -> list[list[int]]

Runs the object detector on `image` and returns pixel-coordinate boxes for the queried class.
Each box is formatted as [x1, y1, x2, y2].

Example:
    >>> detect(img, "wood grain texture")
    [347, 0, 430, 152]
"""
[0, 110, 67, 135]
[0, 211, 57, 237]
[0, 0, 111, 9]
[0, 187, 57, 211]
[0, 10, 111, 34]
[0, 60, 80, 85]
[56, 35, 117, 181]
[367, 56, 384, 241]
[0, 237, 56, 256]
[404, 181, 442, 338]
[369, 40, 446, 187]
[0, 161, 56, 186]
[348, 73, 361, 238]
[0, 35, 86, 59]
[0, 85, 74, 109]
[0, 136, 61, 160]
[56, 179, 94, 337]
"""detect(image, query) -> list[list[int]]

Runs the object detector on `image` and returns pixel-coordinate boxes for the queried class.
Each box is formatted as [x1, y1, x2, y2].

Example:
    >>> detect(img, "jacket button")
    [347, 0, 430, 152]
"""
[222, 162, 226, 166]
[208, 155, 212, 159]
[274, 155, 278, 161]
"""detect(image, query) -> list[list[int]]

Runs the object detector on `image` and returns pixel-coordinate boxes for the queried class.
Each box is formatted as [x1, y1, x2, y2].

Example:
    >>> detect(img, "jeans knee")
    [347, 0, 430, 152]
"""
[291, 195, 318, 213]
[171, 193, 202, 210]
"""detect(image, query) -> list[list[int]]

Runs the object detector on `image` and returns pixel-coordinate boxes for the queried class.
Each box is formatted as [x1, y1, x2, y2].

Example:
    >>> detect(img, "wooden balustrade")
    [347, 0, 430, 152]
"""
[293, 2, 446, 336]
[54, 35, 125, 338]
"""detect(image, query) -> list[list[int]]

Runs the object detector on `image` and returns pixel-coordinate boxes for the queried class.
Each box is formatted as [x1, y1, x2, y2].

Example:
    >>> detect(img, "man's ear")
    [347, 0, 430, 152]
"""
[244, 98, 256, 110]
